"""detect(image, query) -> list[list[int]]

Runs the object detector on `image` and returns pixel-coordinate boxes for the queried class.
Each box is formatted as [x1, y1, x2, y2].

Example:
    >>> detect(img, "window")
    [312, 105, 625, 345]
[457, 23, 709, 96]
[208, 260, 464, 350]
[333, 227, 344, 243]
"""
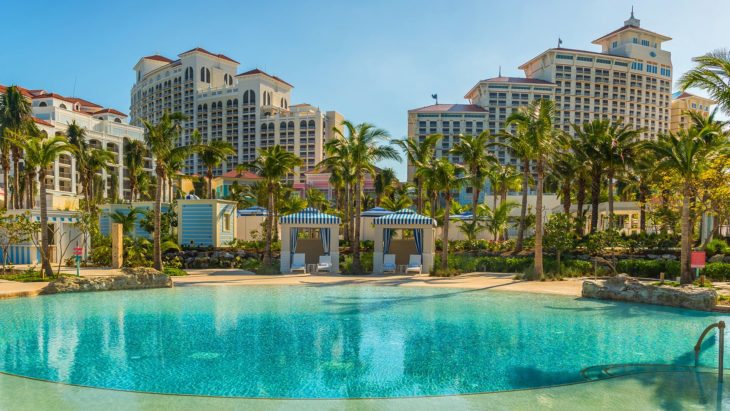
[641, 39, 650, 47]
[631, 62, 644, 71]
[556, 54, 574, 60]
[223, 213, 231, 231]
[632, 37, 638, 44]
[597, 58, 612, 65]
[646, 64, 657, 74]
[38, 101, 47, 107]
[612, 41, 618, 48]
[577, 56, 593, 62]
[59, 103, 67, 109]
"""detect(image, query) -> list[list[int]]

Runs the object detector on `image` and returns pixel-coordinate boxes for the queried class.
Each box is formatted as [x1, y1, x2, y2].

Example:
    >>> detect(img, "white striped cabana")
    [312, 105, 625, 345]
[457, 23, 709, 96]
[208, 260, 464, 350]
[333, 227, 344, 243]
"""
[279, 208, 340, 274]
[372, 209, 436, 275]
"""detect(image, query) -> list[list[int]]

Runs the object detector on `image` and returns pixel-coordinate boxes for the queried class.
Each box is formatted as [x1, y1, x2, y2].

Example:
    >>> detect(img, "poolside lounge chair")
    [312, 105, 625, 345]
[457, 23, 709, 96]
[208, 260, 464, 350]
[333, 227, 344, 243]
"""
[405, 255, 422, 274]
[290, 253, 307, 273]
[383, 254, 396, 274]
[317, 255, 332, 273]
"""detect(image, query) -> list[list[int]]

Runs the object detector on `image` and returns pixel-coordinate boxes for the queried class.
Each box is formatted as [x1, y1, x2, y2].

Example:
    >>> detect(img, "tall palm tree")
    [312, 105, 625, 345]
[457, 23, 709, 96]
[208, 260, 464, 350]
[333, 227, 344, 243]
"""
[598, 121, 642, 229]
[572, 119, 611, 233]
[450, 131, 496, 213]
[198, 139, 235, 199]
[373, 167, 397, 205]
[645, 128, 717, 284]
[124, 139, 147, 202]
[13, 134, 72, 278]
[417, 158, 465, 270]
[504, 99, 560, 279]
[391, 134, 441, 213]
[242, 145, 302, 267]
[141, 112, 199, 270]
[0, 86, 33, 209]
[324, 121, 401, 272]
[679, 50, 730, 115]
[498, 124, 535, 253]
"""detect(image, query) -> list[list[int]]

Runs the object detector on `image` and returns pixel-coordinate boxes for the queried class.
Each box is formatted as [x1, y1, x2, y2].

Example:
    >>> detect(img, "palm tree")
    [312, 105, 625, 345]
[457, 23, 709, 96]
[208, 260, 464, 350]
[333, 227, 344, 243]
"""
[450, 131, 496, 214]
[324, 121, 401, 272]
[417, 158, 465, 270]
[124, 139, 147, 202]
[305, 188, 329, 210]
[391, 134, 441, 213]
[498, 124, 535, 253]
[141, 112, 199, 271]
[645, 128, 717, 284]
[373, 167, 397, 205]
[109, 207, 141, 235]
[380, 194, 413, 212]
[13, 134, 72, 278]
[0, 86, 33, 209]
[679, 50, 730, 114]
[242, 145, 302, 267]
[504, 99, 560, 279]
[480, 201, 519, 241]
[198, 138, 235, 199]
[572, 119, 610, 233]
[598, 121, 642, 229]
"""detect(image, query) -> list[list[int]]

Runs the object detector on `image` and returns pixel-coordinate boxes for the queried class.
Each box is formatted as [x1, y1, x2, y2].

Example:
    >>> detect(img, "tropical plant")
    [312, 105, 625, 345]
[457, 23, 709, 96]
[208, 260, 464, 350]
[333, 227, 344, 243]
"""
[124, 139, 147, 201]
[678, 50, 730, 115]
[498, 122, 535, 253]
[141, 112, 200, 270]
[198, 136, 235, 199]
[12, 134, 72, 277]
[480, 201, 518, 242]
[241, 145, 302, 267]
[450, 131, 496, 213]
[0, 86, 33, 209]
[645, 128, 717, 284]
[373, 167, 398, 205]
[505, 99, 560, 279]
[572, 119, 610, 234]
[108, 207, 141, 236]
[391, 134, 441, 213]
[598, 121, 642, 229]
[305, 188, 329, 210]
[543, 213, 577, 275]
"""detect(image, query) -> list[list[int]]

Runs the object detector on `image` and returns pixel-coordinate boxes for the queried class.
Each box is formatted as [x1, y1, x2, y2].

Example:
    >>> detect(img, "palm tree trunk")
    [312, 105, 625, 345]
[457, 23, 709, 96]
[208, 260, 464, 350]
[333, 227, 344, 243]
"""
[639, 184, 648, 233]
[38, 169, 53, 278]
[501, 189, 509, 240]
[515, 160, 529, 253]
[575, 177, 586, 236]
[263, 183, 273, 267]
[416, 178, 423, 214]
[534, 159, 545, 280]
[352, 178, 363, 272]
[607, 168, 615, 230]
[2, 156, 8, 209]
[442, 193, 450, 270]
[208, 168, 214, 199]
[152, 168, 164, 271]
[680, 182, 692, 284]
[590, 166, 601, 233]
[473, 179, 480, 216]
[12, 148, 20, 209]
[562, 180, 571, 215]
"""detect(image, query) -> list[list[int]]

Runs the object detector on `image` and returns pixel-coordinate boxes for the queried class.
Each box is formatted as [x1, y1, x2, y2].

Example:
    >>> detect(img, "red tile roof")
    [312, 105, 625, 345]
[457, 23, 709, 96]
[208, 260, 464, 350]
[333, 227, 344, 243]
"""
[143, 54, 173, 63]
[32, 117, 53, 127]
[410, 104, 488, 113]
[179, 47, 239, 64]
[221, 170, 262, 179]
[236, 68, 294, 88]
[32, 92, 74, 103]
[0, 84, 35, 98]
[92, 108, 127, 117]
[480, 76, 554, 85]
[66, 97, 102, 108]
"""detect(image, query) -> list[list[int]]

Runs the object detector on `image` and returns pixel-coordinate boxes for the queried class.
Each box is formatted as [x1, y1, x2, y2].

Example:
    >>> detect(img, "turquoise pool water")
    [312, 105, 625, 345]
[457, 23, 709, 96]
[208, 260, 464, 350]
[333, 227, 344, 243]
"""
[0, 286, 727, 399]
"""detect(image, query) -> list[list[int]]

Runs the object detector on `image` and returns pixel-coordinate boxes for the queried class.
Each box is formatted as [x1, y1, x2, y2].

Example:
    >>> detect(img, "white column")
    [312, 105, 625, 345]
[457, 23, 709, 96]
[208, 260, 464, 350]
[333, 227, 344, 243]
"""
[70, 157, 77, 195]
[53, 160, 60, 191]
[373, 225, 384, 274]
[422, 227, 435, 274]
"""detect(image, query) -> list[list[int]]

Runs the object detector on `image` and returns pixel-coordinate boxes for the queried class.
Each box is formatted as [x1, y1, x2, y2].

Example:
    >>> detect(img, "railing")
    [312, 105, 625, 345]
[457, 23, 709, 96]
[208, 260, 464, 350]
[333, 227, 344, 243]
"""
[694, 321, 725, 383]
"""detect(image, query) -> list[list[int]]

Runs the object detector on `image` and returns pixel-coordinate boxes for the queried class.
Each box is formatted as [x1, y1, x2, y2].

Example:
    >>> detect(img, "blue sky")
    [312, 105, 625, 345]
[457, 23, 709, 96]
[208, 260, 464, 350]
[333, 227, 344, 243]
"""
[2, 0, 728, 179]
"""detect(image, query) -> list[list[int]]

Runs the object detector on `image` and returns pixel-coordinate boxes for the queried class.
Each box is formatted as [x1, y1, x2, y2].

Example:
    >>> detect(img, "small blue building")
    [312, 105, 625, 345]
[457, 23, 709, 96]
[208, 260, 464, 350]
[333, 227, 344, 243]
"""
[177, 199, 237, 247]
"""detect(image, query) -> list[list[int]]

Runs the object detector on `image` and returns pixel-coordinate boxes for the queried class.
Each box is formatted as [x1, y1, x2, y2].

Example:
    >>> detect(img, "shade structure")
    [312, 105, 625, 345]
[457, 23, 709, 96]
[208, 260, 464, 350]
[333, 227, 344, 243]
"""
[360, 207, 394, 242]
[361, 207, 394, 217]
[238, 206, 268, 217]
[279, 207, 341, 225]
[373, 209, 436, 226]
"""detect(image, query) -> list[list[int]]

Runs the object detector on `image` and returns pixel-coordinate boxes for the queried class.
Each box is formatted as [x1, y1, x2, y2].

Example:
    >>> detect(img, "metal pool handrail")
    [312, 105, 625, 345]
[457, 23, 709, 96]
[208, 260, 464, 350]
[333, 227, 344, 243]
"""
[694, 321, 725, 383]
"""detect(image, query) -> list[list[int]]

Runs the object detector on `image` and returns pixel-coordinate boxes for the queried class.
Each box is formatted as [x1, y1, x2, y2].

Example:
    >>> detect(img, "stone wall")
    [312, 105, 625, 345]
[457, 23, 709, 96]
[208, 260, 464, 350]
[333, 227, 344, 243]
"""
[42, 267, 172, 294]
[582, 274, 717, 311]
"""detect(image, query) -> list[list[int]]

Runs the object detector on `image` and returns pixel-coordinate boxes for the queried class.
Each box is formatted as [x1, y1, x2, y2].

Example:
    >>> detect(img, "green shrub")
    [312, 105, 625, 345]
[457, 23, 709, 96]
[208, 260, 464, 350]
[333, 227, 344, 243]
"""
[615, 259, 680, 278]
[163, 267, 188, 276]
[705, 239, 730, 257]
[340, 252, 373, 274]
[703, 263, 730, 281]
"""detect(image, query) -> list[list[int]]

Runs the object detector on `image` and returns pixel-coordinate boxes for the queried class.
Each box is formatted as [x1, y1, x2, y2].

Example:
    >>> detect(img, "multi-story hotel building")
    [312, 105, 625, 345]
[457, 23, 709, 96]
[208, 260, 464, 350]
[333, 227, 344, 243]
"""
[130, 48, 344, 184]
[0, 85, 150, 207]
[407, 11, 673, 203]
[670, 91, 715, 132]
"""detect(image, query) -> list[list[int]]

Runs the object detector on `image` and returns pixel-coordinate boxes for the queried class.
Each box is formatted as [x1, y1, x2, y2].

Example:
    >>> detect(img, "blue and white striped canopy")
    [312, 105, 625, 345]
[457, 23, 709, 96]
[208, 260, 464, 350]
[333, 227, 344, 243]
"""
[279, 207, 341, 225]
[361, 207, 394, 217]
[373, 209, 436, 226]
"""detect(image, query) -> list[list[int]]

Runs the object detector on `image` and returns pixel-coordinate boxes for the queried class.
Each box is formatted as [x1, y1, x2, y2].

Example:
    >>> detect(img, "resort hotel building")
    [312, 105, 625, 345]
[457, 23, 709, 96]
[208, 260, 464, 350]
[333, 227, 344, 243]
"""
[0, 84, 150, 207]
[406, 11, 695, 204]
[670, 91, 716, 132]
[130, 48, 344, 185]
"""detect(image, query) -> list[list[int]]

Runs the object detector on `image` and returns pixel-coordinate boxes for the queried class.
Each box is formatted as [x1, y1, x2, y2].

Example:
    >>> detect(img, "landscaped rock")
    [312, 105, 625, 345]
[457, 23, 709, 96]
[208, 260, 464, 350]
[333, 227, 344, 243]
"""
[582, 274, 717, 311]
[647, 254, 661, 260]
[661, 254, 678, 260]
[709, 254, 725, 263]
[42, 268, 172, 295]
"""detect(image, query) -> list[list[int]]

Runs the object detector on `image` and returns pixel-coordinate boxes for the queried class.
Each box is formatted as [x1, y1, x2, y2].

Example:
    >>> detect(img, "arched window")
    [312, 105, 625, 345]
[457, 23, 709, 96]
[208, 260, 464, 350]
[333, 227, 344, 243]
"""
[243, 91, 249, 105]
[300, 120, 307, 128]
[197, 104, 202, 111]
[284, 100, 288, 109]
[114, 118, 122, 123]
[38, 101, 47, 107]
[308, 120, 316, 129]
[280, 98, 284, 107]
[59, 103, 67, 109]
[288, 121, 294, 128]
[261, 124, 267, 132]
[206, 68, 210, 83]
[249, 90, 256, 104]
[233, 99, 238, 107]
[280, 121, 287, 129]
[203, 103, 208, 111]
[224, 74, 228, 85]
[200, 67, 206, 82]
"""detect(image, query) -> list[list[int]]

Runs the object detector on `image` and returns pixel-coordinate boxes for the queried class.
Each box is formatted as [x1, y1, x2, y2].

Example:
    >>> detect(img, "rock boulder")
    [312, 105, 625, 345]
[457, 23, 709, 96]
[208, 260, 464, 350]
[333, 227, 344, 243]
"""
[42, 268, 172, 295]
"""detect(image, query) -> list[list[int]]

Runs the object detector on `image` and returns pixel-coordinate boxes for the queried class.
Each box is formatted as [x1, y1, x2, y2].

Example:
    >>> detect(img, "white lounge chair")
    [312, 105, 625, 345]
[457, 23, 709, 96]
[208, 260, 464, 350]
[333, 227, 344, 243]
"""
[405, 255, 422, 274]
[290, 253, 306, 273]
[383, 254, 396, 274]
[317, 255, 332, 273]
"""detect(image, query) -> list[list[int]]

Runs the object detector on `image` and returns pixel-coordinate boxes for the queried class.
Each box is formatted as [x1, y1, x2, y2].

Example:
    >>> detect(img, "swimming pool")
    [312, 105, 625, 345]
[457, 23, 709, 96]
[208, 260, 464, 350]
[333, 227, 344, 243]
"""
[0, 286, 727, 398]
